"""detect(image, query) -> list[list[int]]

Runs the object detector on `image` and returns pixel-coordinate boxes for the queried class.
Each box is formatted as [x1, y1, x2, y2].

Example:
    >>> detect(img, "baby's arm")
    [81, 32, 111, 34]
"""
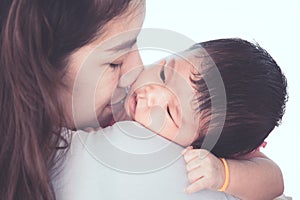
[183, 148, 284, 200]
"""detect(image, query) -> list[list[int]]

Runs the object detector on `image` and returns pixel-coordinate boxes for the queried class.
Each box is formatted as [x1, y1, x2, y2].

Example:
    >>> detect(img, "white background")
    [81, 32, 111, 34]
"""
[141, 0, 299, 198]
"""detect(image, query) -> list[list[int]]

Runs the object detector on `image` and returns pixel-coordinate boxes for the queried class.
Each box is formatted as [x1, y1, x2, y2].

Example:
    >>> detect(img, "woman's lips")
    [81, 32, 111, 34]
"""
[108, 99, 125, 115]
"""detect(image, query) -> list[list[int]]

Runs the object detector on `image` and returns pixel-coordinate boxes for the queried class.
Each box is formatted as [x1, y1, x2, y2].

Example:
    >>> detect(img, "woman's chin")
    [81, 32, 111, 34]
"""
[97, 106, 113, 127]
[98, 114, 114, 128]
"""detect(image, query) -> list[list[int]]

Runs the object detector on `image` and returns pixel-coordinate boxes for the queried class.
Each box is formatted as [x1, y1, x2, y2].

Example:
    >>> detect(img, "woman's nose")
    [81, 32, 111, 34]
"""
[118, 45, 143, 88]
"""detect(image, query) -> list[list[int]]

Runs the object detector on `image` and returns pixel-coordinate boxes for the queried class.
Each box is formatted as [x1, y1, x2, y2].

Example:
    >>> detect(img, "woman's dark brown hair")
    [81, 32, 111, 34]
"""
[0, 0, 136, 199]
[190, 38, 288, 158]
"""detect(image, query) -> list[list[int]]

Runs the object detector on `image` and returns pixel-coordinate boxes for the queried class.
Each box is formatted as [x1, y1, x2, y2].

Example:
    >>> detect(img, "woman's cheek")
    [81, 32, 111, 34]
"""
[95, 70, 119, 111]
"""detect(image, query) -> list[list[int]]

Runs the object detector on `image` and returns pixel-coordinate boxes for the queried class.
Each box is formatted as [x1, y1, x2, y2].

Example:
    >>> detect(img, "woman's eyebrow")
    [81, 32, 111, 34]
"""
[106, 39, 137, 52]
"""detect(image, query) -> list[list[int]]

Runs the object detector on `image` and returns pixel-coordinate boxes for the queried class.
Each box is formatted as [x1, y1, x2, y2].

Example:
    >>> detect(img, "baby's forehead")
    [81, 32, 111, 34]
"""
[174, 47, 212, 75]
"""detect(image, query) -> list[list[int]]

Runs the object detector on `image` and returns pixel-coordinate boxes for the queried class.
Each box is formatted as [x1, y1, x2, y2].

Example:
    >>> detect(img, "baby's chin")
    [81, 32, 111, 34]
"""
[135, 118, 169, 138]
[140, 123, 192, 147]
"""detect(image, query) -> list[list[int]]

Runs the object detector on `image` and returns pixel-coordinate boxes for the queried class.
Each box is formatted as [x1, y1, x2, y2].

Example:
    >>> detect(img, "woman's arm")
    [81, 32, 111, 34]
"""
[183, 148, 284, 200]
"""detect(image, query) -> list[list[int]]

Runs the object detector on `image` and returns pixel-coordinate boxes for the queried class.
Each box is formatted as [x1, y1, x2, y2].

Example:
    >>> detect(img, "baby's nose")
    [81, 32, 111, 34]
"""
[144, 85, 168, 107]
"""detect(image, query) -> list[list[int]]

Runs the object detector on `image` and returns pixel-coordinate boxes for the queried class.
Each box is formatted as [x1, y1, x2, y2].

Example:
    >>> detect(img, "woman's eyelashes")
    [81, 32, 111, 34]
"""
[109, 62, 123, 69]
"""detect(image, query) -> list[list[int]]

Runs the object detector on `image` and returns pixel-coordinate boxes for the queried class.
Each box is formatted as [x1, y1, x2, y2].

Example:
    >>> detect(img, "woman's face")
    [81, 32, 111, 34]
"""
[124, 52, 202, 146]
[62, 2, 146, 129]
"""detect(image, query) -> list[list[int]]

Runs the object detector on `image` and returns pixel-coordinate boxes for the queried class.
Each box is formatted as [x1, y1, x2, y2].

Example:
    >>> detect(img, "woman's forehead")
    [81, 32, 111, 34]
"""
[84, 0, 145, 51]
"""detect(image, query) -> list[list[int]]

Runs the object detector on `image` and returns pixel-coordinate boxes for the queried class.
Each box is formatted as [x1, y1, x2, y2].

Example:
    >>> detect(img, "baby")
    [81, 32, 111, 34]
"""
[123, 38, 287, 199]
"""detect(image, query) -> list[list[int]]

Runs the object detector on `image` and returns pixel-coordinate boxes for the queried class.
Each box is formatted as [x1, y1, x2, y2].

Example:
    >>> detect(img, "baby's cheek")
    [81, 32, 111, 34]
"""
[134, 107, 150, 127]
[135, 106, 168, 134]
[173, 128, 198, 147]
[160, 123, 181, 143]
[147, 106, 167, 133]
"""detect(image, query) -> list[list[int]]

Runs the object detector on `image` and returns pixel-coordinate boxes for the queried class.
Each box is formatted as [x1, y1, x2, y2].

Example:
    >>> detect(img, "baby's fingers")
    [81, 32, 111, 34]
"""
[186, 157, 203, 172]
[185, 177, 207, 194]
[183, 149, 210, 163]
[187, 167, 204, 183]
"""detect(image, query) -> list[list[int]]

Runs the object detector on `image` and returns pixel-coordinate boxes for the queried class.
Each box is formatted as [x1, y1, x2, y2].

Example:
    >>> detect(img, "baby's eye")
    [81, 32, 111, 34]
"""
[160, 66, 166, 83]
[167, 106, 174, 122]
[109, 62, 123, 69]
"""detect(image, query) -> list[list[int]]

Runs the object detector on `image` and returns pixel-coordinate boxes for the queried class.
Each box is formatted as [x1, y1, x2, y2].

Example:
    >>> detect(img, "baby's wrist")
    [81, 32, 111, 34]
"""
[218, 158, 230, 192]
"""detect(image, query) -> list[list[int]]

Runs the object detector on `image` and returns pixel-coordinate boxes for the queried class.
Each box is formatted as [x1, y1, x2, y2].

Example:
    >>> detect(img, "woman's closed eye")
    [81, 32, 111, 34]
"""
[109, 62, 123, 69]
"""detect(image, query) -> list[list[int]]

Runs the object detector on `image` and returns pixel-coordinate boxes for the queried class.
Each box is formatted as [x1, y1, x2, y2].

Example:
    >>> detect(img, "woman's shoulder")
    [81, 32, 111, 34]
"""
[61, 121, 146, 156]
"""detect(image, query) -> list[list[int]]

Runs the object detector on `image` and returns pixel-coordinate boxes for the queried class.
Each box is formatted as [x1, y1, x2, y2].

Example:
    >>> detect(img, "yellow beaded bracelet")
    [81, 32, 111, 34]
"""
[218, 158, 230, 192]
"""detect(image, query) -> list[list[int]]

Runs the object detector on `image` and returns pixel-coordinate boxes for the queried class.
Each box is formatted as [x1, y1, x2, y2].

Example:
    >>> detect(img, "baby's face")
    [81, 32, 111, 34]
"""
[124, 53, 201, 146]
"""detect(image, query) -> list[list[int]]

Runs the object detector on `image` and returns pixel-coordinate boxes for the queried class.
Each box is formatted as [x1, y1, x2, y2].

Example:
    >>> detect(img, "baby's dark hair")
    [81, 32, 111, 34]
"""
[190, 38, 287, 158]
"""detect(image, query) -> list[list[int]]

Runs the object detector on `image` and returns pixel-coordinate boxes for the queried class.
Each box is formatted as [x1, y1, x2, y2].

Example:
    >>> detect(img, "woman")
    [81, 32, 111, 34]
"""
[0, 0, 145, 199]
[0, 1, 283, 200]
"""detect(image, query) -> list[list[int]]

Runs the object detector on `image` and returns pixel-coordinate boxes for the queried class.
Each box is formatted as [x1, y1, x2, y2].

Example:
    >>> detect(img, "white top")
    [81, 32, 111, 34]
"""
[53, 121, 238, 200]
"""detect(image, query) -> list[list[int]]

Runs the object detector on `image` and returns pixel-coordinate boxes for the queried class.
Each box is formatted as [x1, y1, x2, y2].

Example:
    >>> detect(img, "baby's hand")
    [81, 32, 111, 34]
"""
[182, 147, 225, 193]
